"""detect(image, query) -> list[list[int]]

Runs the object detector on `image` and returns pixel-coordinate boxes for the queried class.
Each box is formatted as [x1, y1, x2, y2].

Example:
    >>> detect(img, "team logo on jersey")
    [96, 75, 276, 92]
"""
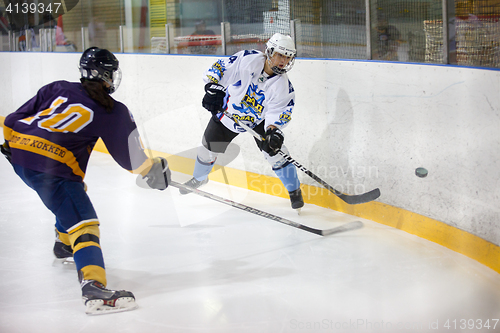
[276, 110, 292, 126]
[258, 74, 268, 83]
[207, 75, 219, 83]
[208, 60, 225, 81]
[232, 114, 257, 133]
[233, 114, 256, 123]
[233, 83, 265, 117]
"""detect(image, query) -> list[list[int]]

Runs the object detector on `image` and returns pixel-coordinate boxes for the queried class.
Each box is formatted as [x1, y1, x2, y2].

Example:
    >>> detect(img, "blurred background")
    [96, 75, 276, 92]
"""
[1, 0, 499, 68]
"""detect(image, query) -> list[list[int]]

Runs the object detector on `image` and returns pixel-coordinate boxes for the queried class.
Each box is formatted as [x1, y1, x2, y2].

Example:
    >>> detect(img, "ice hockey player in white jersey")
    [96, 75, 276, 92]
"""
[180, 33, 304, 210]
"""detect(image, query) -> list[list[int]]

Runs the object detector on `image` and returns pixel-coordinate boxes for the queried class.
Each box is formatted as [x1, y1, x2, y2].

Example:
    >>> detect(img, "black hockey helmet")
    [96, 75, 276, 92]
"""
[79, 47, 122, 94]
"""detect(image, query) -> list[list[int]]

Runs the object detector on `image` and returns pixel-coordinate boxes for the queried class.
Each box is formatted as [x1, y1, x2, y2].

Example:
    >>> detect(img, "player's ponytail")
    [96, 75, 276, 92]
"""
[80, 79, 114, 112]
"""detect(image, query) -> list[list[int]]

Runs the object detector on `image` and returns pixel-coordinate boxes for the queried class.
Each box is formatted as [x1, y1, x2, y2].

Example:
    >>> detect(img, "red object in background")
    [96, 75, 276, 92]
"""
[57, 15, 63, 30]
[56, 15, 66, 45]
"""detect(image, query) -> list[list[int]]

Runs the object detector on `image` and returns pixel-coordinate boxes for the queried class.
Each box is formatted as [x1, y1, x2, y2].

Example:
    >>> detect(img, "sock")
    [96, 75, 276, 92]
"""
[274, 163, 300, 192]
[193, 157, 215, 181]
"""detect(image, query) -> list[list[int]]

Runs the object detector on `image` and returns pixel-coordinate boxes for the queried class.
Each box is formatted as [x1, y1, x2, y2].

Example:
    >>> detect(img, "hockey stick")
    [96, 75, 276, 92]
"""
[136, 122, 363, 235]
[170, 180, 363, 236]
[221, 110, 381, 205]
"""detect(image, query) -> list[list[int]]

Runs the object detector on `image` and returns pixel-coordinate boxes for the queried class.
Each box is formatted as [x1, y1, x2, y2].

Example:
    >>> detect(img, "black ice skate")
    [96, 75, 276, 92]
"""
[53, 240, 74, 264]
[289, 188, 304, 211]
[179, 177, 209, 195]
[81, 280, 138, 315]
[53, 240, 73, 258]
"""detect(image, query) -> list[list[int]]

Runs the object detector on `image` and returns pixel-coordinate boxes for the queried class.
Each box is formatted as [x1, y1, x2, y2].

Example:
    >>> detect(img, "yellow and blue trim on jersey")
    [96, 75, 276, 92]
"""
[4, 126, 86, 180]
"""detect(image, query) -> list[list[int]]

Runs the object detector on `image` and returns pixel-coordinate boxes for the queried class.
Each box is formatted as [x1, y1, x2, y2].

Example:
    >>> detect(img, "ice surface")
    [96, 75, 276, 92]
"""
[0, 148, 499, 333]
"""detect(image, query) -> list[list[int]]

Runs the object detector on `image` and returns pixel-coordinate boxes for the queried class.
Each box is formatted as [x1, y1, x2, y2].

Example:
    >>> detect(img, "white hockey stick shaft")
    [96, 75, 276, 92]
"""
[170, 180, 362, 236]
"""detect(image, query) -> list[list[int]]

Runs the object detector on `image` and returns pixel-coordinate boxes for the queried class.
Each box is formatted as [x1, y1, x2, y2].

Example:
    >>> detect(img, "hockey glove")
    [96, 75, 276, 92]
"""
[1, 141, 12, 164]
[202, 83, 226, 115]
[143, 157, 171, 190]
[261, 127, 284, 157]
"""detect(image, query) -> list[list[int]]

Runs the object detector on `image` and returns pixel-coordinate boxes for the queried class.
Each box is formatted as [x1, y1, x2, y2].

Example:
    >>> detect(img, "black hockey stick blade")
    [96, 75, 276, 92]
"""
[287, 154, 381, 205]
[333, 187, 381, 205]
[169, 180, 359, 237]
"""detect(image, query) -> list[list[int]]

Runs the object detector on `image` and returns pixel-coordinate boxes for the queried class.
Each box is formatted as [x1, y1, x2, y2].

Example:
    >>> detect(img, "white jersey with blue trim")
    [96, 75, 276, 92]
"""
[203, 50, 295, 133]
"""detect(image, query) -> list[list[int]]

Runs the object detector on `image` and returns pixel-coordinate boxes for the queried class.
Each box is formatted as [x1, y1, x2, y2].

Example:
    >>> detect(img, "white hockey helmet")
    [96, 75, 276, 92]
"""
[265, 33, 296, 74]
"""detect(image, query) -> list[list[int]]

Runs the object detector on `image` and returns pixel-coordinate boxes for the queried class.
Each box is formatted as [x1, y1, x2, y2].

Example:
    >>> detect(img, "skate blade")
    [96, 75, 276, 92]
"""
[294, 208, 302, 215]
[54, 257, 75, 265]
[85, 297, 138, 315]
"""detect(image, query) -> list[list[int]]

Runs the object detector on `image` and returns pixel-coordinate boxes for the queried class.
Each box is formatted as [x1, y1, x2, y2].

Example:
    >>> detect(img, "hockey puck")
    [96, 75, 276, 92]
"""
[415, 167, 428, 178]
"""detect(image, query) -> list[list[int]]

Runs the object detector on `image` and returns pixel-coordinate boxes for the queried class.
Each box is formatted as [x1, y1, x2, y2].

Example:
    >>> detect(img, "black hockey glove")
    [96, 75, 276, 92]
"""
[261, 127, 284, 157]
[1, 141, 12, 164]
[202, 83, 226, 115]
[143, 157, 171, 190]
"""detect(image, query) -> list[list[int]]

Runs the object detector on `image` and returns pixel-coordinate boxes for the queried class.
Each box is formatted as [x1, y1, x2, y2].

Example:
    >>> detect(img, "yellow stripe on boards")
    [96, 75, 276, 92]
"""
[1, 116, 498, 274]
[93, 138, 109, 154]
[149, 149, 500, 274]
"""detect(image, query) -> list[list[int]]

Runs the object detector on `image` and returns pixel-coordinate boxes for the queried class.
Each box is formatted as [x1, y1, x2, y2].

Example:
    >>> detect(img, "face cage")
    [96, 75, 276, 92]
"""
[266, 48, 296, 74]
[103, 68, 122, 94]
[81, 66, 122, 94]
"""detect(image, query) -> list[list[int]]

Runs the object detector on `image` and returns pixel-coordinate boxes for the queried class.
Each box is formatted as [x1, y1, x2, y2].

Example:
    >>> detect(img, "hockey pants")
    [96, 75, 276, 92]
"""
[13, 164, 107, 286]
[193, 117, 300, 192]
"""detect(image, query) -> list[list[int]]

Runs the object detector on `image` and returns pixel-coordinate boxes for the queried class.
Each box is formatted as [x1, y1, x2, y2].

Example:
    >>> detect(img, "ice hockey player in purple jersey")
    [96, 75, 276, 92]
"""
[180, 33, 304, 210]
[1, 47, 171, 315]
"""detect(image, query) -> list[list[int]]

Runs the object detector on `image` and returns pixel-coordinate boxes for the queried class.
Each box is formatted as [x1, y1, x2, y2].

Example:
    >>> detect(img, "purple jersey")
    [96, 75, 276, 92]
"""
[3, 80, 149, 182]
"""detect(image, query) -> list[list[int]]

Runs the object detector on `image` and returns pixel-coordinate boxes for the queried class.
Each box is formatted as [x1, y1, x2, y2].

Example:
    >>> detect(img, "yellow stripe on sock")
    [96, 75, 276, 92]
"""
[80, 265, 107, 287]
[68, 225, 100, 243]
[67, 219, 100, 234]
[68, 225, 101, 254]
[56, 229, 71, 246]
[73, 241, 101, 253]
